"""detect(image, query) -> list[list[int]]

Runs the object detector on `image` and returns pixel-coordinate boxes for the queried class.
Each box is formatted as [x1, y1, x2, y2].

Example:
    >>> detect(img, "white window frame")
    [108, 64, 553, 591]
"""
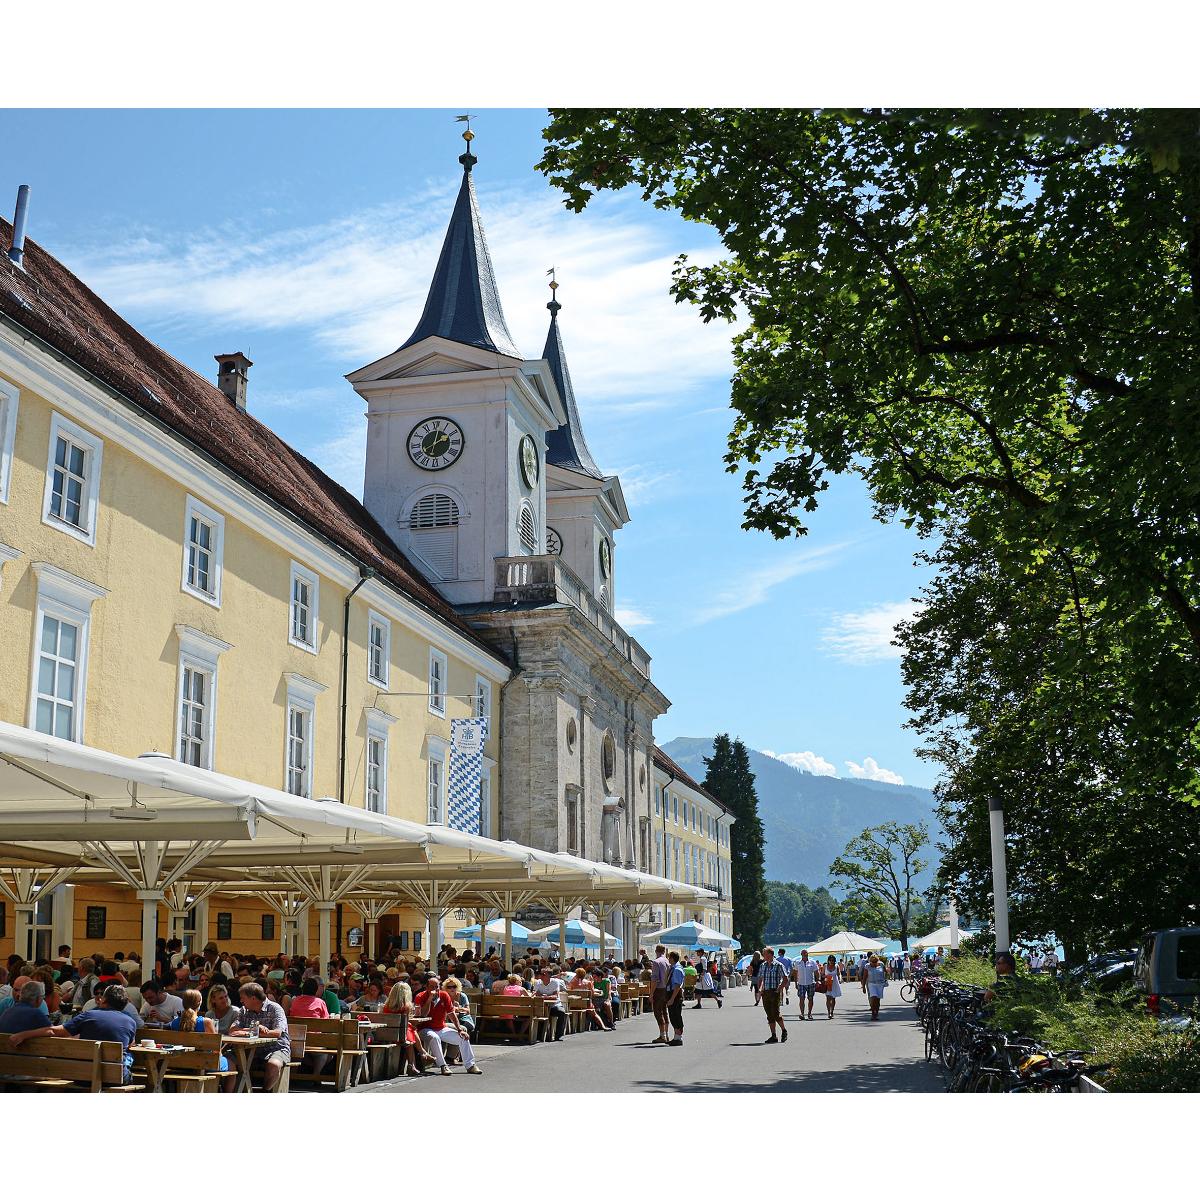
[428, 647, 448, 717]
[41, 412, 103, 547]
[283, 672, 327, 798]
[672, 794, 679, 824]
[479, 761, 493, 837]
[364, 708, 397, 815]
[365, 734, 387, 814]
[27, 563, 108, 743]
[426, 735, 448, 824]
[173, 624, 232, 771]
[474, 674, 492, 728]
[0, 378, 18, 505]
[288, 562, 319, 654]
[367, 610, 390, 687]
[181, 495, 225, 608]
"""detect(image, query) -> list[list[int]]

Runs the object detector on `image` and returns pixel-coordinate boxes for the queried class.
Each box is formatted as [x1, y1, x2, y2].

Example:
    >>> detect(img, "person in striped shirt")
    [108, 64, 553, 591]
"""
[757, 947, 789, 1043]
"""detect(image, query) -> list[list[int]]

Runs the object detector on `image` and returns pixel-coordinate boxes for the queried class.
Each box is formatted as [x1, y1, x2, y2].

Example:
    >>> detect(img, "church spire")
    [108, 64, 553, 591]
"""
[399, 121, 522, 359]
[543, 275, 604, 480]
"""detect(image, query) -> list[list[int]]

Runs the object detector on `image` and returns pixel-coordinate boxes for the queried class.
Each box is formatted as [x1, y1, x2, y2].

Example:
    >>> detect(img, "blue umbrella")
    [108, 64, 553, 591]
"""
[736, 954, 753, 971]
[641, 920, 732, 951]
[451, 918, 540, 947]
[528, 920, 622, 949]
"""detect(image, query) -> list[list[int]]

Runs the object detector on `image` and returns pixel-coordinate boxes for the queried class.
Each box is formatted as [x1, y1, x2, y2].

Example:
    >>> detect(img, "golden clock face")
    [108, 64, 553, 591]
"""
[546, 527, 563, 555]
[599, 537, 612, 579]
[519, 434, 540, 487]
[407, 417, 464, 471]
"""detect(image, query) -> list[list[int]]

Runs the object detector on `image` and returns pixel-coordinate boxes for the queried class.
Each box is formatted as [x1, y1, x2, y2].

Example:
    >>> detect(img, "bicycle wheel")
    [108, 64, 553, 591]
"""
[972, 1070, 1006, 1093]
[901, 982, 915, 1004]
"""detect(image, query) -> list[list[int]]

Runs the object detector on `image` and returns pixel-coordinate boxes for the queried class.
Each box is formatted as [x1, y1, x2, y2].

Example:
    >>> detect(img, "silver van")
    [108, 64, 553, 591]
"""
[1133, 928, 1200, 1017]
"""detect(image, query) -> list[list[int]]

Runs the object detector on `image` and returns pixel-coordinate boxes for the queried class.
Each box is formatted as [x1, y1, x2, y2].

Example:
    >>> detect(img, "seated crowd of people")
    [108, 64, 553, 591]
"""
[0, 937, 731, 1087]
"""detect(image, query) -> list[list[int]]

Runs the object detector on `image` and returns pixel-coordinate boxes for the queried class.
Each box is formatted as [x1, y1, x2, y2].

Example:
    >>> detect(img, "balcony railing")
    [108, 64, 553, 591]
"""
[495, 555, 652, 677]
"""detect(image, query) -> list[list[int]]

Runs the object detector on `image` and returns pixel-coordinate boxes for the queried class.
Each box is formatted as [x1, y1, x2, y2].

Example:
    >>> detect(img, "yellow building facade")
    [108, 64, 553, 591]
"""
[651, 749, 735, 938]
[0, 246, 508, 963]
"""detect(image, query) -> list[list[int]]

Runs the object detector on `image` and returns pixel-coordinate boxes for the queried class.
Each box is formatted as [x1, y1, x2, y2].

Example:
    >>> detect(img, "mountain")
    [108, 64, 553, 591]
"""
[660, 736, 942, 891]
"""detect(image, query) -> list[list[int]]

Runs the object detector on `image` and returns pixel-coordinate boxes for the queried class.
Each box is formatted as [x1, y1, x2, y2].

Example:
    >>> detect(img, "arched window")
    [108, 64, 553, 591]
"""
[408, 492, 459, 579]
[601, 731, 616, 786]
[518, 500, 538, 554]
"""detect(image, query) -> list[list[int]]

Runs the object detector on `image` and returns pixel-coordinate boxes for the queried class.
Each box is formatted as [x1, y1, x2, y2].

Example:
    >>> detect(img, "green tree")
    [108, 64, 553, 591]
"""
[899, 525, 1200, 956]
[703, 734, 770, 949]
[764, 881, 837, 942]
[828, 822, 930, 949]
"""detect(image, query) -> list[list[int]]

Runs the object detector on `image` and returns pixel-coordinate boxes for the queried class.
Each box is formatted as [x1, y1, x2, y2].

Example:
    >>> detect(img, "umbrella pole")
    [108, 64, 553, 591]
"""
[559, 917, 566, 964]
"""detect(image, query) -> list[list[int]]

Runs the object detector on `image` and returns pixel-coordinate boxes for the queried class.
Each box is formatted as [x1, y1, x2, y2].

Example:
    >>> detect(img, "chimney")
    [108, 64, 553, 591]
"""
[9, 185, 31, 269]
[214, 352, 252, 410]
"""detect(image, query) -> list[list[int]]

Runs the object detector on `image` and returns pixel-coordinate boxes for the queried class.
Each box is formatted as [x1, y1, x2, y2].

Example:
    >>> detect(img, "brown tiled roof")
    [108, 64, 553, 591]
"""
[652, 745, 727, 812]
[0, 219, 506, 665]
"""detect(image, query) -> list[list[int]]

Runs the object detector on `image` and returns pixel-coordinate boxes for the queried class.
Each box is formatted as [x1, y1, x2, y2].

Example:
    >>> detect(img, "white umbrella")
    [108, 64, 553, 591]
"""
[912, 925, 976, 950]
[527, 919, 622, 949]
[804, 931, 886, 956]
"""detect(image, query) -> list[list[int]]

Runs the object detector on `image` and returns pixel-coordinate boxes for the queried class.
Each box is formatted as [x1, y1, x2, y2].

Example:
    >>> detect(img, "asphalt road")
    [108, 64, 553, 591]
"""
[355, 980, 942, 1094]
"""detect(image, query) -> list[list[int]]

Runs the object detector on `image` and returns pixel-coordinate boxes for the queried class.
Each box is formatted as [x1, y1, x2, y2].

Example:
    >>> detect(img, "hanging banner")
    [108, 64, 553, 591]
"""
[447, 717, 488, 833]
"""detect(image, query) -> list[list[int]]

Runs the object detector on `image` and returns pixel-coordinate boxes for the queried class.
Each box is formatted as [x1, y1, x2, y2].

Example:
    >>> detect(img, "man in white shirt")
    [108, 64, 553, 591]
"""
[792, 949, 821, 1021]
[1042, 947, 1059, 976]
[139, 979, 183, 1025]
[532, 966, 568, 1041]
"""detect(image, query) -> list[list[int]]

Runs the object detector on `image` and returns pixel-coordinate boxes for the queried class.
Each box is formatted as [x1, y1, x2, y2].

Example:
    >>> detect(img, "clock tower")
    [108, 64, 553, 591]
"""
[347, 135, 558, 606]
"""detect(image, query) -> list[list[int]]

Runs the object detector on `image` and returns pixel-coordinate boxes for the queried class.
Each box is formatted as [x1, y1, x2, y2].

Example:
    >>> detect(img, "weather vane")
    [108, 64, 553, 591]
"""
[546, 266, 561, 314]
[456, 114, 478, 171]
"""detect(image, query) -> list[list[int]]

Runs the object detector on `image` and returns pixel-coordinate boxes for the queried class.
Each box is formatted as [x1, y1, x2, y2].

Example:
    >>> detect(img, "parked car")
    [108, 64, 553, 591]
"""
[1133, 928, 1200, 1017]
[1068, 949, 1137, 990]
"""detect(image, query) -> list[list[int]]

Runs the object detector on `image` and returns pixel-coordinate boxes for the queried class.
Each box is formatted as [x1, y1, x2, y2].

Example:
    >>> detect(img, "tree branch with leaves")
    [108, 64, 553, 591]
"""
[828, 822, 930, 950]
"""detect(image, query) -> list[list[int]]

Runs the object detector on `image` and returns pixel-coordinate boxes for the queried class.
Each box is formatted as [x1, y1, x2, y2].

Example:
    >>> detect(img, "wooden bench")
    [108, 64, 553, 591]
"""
[140, 1029, 236, 1093]
[289, 1016, 364, 1091]
[363, 1012, 408, 1079]
[617, 983, 643, 1019]
[0, 1032, 143, 1093]
[565, 991, 595, 1033]
[474, 995, 547, 1044]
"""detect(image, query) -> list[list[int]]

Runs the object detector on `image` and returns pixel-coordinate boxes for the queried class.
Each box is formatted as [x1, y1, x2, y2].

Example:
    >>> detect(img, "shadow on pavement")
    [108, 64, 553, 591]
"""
[632, 1058, 941, 1093]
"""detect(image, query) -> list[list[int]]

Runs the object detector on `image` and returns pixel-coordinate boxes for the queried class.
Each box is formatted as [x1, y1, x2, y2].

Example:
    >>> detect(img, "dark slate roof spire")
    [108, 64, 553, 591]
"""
[399, 124, 522, 358]
[543, 278, 604, 480]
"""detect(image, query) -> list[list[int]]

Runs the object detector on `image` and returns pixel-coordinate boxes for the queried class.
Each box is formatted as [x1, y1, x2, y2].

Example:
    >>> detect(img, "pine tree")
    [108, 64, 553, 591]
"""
[703, 734, 770, 950]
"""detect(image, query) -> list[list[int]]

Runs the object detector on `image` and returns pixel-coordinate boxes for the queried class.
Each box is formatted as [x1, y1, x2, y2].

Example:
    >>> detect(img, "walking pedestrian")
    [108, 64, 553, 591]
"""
[692, 960, 722, 1009]
[821, 954, 842, 1018]
[749, 951, 763, 1006]
[649, 943, 671, 1044]
[665, 952, 686, 1046]
[864, 954, 888, 1020]
[776, 948, 793, 1006]
[792, 949, 819, 1021]
[757, 947, 788, 1043]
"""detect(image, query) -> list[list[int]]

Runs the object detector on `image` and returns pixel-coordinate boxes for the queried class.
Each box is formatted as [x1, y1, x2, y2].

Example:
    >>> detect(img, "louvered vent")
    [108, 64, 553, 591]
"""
[408, 493, 459, 579]
[518, 502, 538, 554]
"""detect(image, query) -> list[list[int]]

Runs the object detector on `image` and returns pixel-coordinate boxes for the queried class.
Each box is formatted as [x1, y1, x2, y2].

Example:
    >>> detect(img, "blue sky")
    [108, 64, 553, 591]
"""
[1, 108, 938, 788]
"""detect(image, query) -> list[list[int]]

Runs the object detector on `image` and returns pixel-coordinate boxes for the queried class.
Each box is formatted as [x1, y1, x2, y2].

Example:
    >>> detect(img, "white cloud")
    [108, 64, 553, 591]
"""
[844, 756, 906, 786]
[67, 182, 734, 406]
[761, 749, 838, 777]
[614, 605, 654, 630]
[822, 600, 922, 664]
[609, 464, 681, 504]
[690, 542, 852, 626]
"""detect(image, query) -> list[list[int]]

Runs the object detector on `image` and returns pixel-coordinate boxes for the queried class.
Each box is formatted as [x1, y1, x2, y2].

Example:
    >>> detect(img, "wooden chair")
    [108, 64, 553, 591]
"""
[0, 1033, 143, 1093]
[565, 992, 595, 1033]
[364, 1011, 407, 1080]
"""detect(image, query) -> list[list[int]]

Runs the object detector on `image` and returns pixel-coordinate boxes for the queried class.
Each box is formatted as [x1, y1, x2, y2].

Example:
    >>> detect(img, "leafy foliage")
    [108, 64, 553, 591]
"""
[939, 952, 1200, 1092]
[539, 109, 1200, 954]
[764, 880, 836, 943]
[828, 821, 929, 948]
[702, 734, 770, 949]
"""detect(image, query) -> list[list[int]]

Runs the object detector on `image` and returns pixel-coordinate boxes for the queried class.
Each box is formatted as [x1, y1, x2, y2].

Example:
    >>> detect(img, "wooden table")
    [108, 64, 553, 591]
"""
[348, 1019, 383, 1084]
[128, 1043, 192, 1093]
[220, 1035, 279, 1093]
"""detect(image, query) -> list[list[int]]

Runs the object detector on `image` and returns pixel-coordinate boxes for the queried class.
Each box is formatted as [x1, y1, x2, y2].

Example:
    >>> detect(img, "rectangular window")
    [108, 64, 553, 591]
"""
[0, 379, 18, 505]
[428, 648, 447, 715]
[684, 846, 690, 885]
[177, 664, 211, 767]
[216, 912, 233, 940]
[85, 905, 107, 940]
[286, 704, 312, 797]
[427, 751, 444, 823]
[34, 613, 81, 740]
[261, 913, 275, 941]
[414, 931, 422, 952]
[289, 563, 319, 652]
[654, 788, 661, 816]
[182, 497, 225, 605]
[42, 413, 103, 546]
[655, 830, 663, 876]
[672, 794, 679, 824]
[398, 930, 409, 951]
[566, 794, 579, 853]
[366, 734, 386, 814]
[474, 675, 492, 726]
[673, 837, 680, 881]
[368, 612, 389, 686]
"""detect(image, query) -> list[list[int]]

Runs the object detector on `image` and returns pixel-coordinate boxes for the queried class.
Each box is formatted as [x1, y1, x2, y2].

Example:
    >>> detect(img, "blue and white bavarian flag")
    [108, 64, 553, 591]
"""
[447, 717, 488, 834]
